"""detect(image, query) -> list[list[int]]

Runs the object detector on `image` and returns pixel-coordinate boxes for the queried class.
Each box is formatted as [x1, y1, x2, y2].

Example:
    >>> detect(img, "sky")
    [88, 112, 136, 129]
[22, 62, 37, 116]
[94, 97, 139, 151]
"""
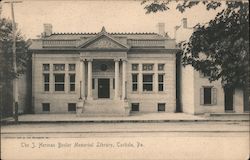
[1, 0, 224, 39]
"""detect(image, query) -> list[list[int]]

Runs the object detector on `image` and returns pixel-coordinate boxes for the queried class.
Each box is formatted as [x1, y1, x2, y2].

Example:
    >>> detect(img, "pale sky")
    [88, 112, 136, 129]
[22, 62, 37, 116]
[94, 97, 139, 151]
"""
[1, 0, 224, 39]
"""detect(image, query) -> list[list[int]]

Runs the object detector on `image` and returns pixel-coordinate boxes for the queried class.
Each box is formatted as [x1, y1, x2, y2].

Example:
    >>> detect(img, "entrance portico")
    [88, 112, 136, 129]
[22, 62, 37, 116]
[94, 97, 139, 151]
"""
[79, 57, 127, 101]
[76, 27, 130, 115]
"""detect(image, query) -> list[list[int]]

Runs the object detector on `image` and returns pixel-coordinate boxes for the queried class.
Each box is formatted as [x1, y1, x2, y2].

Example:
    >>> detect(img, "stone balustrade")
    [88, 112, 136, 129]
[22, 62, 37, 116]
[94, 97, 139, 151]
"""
[42, 39, 77, 48]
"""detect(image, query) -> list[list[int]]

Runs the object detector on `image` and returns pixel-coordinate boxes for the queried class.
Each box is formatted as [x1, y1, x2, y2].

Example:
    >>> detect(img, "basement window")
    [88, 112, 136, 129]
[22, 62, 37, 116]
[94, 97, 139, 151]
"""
[68, 103, 76, 112]
[158, 103, 166, 112]
[131, 103, 139, 112]
[42, 103, 50, 112]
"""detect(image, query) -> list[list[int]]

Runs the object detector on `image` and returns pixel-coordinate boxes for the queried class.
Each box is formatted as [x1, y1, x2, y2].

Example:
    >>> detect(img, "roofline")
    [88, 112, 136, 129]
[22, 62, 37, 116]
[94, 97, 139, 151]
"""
[51, 32, 160, 35]
[128, 48, 179, 53]
[30, 48, 179, 53]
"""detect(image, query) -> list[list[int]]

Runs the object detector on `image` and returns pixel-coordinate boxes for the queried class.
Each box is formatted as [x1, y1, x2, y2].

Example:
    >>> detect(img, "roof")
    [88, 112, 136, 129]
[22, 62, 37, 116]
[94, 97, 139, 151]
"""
[29, 27, 177, 51]
[45, 32, 165, 40]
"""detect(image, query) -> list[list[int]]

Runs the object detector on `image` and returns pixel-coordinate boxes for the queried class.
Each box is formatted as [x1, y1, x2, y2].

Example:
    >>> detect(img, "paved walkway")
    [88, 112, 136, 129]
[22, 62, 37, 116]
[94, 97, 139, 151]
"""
[1, 112, 249, 123]
[2, 113, 206, 123]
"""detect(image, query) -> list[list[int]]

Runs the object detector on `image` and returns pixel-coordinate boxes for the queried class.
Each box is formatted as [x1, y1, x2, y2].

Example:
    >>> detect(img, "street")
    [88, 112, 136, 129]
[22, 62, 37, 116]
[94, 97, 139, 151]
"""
[1, 122, 249, 160]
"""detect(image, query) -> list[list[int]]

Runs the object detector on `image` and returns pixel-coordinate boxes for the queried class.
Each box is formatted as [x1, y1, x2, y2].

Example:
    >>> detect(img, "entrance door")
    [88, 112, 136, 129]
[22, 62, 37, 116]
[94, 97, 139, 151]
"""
[243, 89, 250, 112]
[224, 88, 234, 112]
[98, 79, 110, 98]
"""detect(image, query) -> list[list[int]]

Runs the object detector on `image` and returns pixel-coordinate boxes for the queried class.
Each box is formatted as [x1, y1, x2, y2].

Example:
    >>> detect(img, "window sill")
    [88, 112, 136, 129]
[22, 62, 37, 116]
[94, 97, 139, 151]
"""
[157, 91, 166, 94]
[131, 91, 139, 94]
[142, 91, 154, 94]
[53, 91, 66, 94]
[69, 91, 76, 94]
[202, 104, 216, 106]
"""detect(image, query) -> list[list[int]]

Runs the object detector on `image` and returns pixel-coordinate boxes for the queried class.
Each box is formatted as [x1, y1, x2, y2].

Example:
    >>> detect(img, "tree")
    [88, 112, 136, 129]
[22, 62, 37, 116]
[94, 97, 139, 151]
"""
[0, 18, 30, 82]
[142, 0, 249, 90]
[0, 18, 30, 117]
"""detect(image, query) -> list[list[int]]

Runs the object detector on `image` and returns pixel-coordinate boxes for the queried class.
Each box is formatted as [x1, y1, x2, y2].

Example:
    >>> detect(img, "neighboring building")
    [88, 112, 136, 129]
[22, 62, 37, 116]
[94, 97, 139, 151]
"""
[175, 18, 249, 114]
[29, 24, 177, 115]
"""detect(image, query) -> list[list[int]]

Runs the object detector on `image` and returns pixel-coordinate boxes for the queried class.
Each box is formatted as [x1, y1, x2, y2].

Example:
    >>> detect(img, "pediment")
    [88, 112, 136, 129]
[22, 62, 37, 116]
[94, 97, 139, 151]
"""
[78, 33, 128, 49]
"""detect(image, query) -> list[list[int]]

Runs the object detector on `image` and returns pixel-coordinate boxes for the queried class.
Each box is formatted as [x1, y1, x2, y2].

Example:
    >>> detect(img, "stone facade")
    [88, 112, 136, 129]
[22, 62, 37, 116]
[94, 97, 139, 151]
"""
[29, 26, 177, 115]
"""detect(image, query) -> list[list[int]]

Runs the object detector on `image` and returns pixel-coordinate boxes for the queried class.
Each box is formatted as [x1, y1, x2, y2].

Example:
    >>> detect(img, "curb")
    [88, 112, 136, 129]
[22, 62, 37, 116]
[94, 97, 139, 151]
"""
[1, 119, 249, 125]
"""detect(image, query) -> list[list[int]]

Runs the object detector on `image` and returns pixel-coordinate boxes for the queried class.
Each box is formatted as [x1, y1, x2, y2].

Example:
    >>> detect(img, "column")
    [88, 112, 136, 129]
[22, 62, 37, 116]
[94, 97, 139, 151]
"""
[65, 64, 69, 93]
[87, 59, 93, 100]
[154, 63, 158, 93]
[138, 64, 143, 93]
[114, 58, 120, 99]
[49, 63, 54, 93]
[122, 59, 127, 100]
[79, 58, 85, 99]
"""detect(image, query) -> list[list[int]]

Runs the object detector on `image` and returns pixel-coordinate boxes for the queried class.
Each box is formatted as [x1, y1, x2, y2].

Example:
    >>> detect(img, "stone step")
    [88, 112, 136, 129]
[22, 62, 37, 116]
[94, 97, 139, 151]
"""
[83, 100, 125, 114]
[78, 113, 127, 117]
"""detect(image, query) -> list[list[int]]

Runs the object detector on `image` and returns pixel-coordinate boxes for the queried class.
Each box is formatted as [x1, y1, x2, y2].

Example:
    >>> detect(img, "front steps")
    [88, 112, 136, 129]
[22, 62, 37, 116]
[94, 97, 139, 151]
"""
[77, 99, 130, 117]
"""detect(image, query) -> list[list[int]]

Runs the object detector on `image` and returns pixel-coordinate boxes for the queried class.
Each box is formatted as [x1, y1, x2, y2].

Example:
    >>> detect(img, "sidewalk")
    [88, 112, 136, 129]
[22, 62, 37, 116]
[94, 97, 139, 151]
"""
[1, 112, 249, 124]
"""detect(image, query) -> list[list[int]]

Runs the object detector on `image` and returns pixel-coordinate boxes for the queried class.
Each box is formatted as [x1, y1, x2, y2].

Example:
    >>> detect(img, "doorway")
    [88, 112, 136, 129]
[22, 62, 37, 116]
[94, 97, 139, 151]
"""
[224, 87, 234, 112]
[98, 79, 110, 98]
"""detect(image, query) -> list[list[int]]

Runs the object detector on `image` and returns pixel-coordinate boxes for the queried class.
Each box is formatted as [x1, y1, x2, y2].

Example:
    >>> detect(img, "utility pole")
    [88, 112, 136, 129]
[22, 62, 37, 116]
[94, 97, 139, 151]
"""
[4, 0, 22, 123]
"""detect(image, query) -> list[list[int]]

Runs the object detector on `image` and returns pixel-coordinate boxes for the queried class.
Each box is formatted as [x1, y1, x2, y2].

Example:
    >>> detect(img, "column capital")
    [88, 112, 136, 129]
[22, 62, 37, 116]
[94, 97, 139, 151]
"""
[86, 58, 93, 62]
[80, 57, 86, 62]
[114, 58, 120, 62]
[121, 58, 127, 62]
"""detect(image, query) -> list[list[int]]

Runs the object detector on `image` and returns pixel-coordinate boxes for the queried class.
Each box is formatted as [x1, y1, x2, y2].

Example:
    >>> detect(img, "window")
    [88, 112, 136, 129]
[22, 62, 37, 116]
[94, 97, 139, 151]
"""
[113, 78, 115, 89]
[143, 64, 154, 71]
[43, 74, 50, 91]
[92, 78, 95, 89]
[158, 103, 165, 112]
[158, 74, 164, 91]
[204, 87, 212, 104]
[69, 64, 75, 71]
[143, 74, 153, 91]
[200, 87, 217, 105]
[68, 103, 76, 112]
[43, 64, 50, 71]
[42, 103, 50, 112]
[132, 74, 138, 91]
[158, 64, 165, 71]
[54, 74, 65, 91]
[69, 74, 75, 92]
[53, 64, 65, 71]
[132, 64, 139, 71]
[131, 103, 139, 112]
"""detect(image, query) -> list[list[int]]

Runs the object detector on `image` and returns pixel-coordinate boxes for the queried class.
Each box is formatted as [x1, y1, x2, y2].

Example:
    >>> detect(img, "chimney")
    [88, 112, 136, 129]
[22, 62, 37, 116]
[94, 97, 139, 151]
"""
[181, 18, 187, 28]
[157, 23, 165, 36]
[43, 23, 52, 37]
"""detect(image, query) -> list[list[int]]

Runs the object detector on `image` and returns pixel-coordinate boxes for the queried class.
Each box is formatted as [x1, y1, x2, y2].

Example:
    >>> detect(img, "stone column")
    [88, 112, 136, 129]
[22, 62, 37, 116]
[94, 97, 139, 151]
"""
[65, 64, 69, 93]
[154, 63, 158, 93]
[122, 59, 127, 100]
[114, 58, 120, 100]
[138, 64, 143, 93]
[87, 59, 93, 100]
[79, 58, 85, 99]
[49, 63, 54, 93]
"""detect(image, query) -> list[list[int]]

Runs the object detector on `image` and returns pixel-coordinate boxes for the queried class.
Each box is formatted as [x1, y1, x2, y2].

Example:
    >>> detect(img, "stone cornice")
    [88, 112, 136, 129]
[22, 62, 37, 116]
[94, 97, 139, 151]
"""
[30, 48, 179, 54]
